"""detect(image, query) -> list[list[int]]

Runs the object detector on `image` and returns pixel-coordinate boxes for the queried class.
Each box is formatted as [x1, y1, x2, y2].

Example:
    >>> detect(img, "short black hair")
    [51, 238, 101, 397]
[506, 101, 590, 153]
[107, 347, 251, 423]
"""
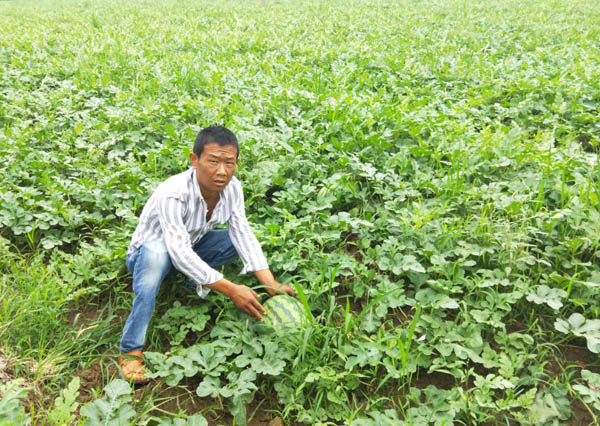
[193, 126, 239, 158]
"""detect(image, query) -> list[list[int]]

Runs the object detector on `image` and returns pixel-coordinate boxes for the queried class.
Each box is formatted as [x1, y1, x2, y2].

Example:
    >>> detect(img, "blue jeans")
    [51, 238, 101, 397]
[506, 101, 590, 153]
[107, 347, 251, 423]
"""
[119, 230, 238, 353]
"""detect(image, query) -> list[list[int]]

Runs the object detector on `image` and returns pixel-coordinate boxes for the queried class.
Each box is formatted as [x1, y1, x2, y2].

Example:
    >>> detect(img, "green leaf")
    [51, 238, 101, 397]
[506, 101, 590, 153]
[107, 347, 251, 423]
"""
[252, 342, 286, 376]
[0, 379, 31, 426]
[156, 302, 211, 346]
[156, 414, 209, 426]
[80, 379, 135, 426]
[415, 288, 459, 310]
[554, 313, 600, 353]
[528, 385, 571, 424]
[572, 370, 600, 411]
[401, 255, 426, 274]
[526, 285, 566, 310]
[196, 376, 222, 398]
[47, 377, 80, 425]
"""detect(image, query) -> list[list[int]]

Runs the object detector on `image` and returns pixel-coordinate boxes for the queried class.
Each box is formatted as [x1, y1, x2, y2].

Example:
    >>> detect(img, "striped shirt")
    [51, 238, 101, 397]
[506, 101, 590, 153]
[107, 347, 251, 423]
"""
[128, 168, 269, 296]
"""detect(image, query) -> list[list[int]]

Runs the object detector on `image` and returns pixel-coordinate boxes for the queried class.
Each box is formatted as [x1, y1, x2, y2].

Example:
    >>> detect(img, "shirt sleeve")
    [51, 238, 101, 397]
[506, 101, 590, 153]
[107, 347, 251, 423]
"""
[227, 182, 269, 274]
[157, 194, 222, 297]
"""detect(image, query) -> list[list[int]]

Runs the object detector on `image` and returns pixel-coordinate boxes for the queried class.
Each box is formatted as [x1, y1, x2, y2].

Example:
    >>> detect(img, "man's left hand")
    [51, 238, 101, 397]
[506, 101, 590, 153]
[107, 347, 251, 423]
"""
[265, 282, 296, 298]
[254, 269, 297, 298]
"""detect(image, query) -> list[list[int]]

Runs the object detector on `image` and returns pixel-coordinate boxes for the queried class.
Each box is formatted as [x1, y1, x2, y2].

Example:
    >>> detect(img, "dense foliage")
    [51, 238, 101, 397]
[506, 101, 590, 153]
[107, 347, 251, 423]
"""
[0, 0, 599, 424]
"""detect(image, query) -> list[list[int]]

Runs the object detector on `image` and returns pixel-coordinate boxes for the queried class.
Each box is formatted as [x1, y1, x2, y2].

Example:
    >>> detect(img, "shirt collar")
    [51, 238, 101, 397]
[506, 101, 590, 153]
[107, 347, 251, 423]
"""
[190, 168, 204, 204]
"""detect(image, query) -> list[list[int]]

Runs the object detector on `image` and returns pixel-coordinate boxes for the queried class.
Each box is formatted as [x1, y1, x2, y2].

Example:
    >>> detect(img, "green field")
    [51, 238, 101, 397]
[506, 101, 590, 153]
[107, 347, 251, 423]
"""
[1, 0, 599, 424]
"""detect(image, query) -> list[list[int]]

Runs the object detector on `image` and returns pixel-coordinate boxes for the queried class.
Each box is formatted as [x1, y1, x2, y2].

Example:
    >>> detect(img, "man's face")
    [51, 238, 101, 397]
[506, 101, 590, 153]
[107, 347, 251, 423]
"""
[190, 143, 238, 196]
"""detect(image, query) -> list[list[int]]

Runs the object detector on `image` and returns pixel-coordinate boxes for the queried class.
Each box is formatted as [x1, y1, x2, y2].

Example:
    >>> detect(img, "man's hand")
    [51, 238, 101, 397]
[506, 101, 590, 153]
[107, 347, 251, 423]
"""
[206, 279, 266, 320]
[265, 282, 296, 298]
[230, 284, 266, 320]
[206, 270, 297, 321]
[254, 269, 297, 298]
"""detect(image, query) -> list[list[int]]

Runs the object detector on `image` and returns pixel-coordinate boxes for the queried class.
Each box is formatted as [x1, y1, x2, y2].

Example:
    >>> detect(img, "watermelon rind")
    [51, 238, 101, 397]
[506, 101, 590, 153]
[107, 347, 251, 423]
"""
[263, 295, 305, 331]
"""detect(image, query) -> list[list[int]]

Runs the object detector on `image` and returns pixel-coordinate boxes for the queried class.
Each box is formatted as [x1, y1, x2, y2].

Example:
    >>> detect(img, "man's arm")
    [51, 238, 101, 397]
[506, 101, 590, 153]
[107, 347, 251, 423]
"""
[227, 181, 295, 298]
[206, 278, 267, 320]
[254, 269, 296, 298]
[227, 181, 270, 274]
[206, 271, 296, 322]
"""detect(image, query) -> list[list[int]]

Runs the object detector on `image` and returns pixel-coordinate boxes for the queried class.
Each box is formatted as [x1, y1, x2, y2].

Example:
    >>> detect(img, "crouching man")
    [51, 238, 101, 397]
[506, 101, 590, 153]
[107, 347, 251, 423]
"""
[119, 125, 295, 384]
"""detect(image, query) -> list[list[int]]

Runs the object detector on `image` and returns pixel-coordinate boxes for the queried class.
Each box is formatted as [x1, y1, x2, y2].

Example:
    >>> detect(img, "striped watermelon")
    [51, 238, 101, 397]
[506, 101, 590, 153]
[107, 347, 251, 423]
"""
[263, 295, 305, 331]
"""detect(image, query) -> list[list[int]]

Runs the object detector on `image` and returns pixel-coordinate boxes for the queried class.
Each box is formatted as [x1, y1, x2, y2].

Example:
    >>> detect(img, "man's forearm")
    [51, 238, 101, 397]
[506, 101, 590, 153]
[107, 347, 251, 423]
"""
[254, 269, 278, 287]
[207, 271, 276, 295]
[207, 277, 266, 320]
[206, 278, 238, 298]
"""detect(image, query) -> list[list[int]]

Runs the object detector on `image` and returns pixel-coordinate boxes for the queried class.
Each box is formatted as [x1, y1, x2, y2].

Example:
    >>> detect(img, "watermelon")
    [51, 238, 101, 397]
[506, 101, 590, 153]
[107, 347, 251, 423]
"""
[263, 295, 305, 331]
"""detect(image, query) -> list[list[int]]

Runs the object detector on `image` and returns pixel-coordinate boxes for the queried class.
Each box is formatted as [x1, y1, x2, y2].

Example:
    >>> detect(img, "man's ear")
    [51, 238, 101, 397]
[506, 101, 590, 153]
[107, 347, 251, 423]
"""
[189, 152, 198, 164]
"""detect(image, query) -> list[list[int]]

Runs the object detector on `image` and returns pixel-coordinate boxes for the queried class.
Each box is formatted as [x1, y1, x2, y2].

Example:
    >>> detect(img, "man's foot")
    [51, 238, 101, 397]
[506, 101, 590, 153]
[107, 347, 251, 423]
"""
[119, 350, 150, 385]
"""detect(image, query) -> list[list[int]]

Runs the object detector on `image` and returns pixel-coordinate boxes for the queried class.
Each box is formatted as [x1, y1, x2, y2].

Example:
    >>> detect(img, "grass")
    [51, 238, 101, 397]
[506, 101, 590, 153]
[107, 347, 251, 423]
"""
[1, 0, 599, 424]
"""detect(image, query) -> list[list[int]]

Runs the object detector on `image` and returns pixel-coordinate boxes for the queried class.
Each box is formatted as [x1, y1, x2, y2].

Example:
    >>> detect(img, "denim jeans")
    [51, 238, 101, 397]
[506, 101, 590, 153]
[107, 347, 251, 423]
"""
[119, 230, 238, 353]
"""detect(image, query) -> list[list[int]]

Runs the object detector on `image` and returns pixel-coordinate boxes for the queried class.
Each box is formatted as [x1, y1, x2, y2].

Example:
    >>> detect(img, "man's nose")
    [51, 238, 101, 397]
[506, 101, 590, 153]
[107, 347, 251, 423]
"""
[216, 162, 226, 175]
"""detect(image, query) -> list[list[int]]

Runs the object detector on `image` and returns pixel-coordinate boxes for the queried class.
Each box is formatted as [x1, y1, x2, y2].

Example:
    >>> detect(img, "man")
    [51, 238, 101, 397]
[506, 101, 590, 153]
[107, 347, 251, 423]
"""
[119, 125, 295, 384]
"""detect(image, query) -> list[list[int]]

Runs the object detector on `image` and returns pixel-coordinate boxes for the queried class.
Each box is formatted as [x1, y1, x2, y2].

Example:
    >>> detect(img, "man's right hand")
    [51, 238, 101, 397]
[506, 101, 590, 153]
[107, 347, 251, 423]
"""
[206, 279, 266, 320]
[229, 284, 266, 320]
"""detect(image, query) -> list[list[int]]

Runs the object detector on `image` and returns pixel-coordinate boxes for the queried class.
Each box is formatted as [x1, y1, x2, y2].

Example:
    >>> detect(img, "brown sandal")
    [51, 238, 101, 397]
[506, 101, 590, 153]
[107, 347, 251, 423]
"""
[119, 350, 150, 385]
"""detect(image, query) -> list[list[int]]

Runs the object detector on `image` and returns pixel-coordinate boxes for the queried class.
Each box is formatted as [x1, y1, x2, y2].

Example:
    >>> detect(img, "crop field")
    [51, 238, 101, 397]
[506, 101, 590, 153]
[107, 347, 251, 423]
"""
[1, 0, 600, 424]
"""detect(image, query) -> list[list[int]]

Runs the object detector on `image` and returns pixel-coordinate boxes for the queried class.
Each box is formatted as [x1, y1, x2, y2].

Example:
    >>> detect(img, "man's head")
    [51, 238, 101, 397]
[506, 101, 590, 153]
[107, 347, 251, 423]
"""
[190, 126, 239, 197]
[193, 126, 239, 159]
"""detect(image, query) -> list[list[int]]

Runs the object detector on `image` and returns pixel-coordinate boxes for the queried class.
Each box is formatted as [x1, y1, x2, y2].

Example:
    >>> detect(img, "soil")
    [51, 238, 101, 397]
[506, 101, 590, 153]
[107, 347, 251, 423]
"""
[66, 303, 102, 326]
[0, 353, 17, 384]
[411, 369, 456, 391]
[559, 344, 598, 372]
[74, 356, 120, 404]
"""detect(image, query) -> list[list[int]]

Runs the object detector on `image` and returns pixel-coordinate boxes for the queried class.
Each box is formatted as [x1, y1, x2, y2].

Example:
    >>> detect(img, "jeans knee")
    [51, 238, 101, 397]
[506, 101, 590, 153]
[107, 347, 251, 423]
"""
[132, 240, 172, 296]
[133, 278, 161, 299]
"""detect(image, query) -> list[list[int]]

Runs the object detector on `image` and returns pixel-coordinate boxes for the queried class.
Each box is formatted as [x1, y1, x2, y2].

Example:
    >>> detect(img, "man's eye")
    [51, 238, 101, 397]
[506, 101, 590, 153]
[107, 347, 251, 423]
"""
[209, 160, 218, 165]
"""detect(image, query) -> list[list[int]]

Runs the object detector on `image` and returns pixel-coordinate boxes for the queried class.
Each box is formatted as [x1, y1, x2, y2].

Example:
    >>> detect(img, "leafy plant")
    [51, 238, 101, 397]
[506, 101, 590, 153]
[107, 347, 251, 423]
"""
[155, 414, 208, 426]
[47, 377, 80, 426]
[80, 379, 136, 426]
[554, 313, 600, 353]
[155, 302, 211, 346]
[573, 370, 600, 412]
[526, 285, 567, 310]
[527, 385, 572, 425]
[0, 379, 31, 426]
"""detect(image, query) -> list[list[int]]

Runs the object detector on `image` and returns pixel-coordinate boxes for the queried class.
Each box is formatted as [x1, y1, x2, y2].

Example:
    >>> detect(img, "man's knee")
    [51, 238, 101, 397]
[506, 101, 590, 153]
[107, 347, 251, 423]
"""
[142, 240, 171, 267]
[132, 240, 172, 294]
